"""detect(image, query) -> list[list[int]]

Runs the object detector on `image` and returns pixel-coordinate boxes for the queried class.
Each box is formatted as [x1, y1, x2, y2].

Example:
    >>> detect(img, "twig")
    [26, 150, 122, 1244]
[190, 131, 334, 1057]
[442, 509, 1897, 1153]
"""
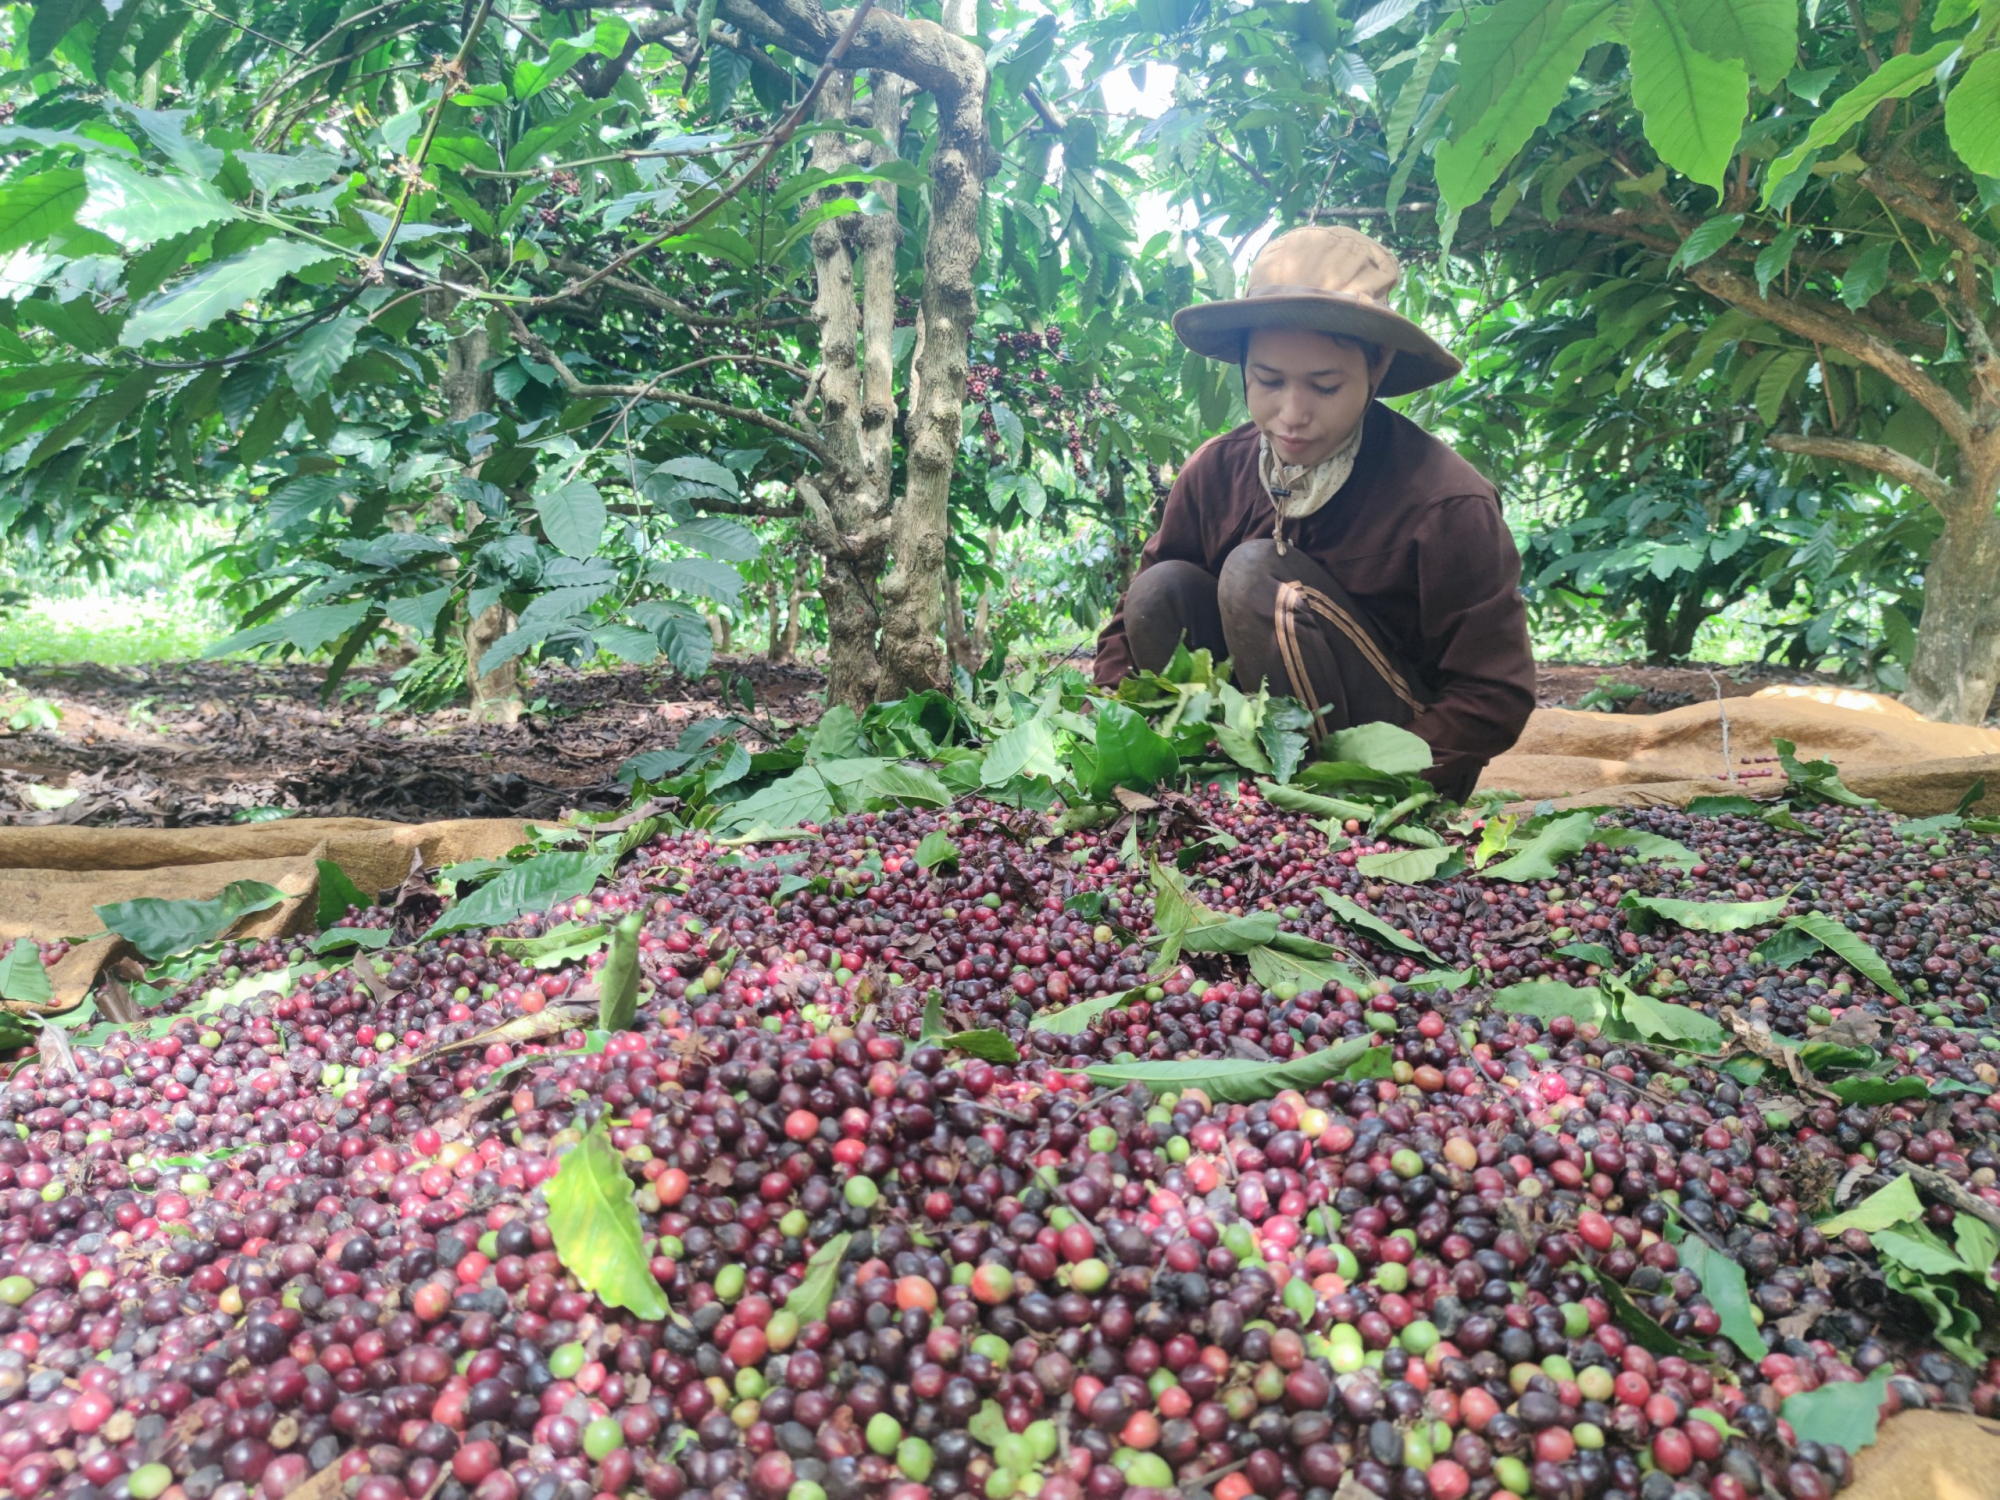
[372, 0, 496, 271]
[180, 0, 308, 56]
[523, 0, 878, 313]
[1706, 671, 1735, 787]
[130, 285, 366, 372]
[1903, 1161, 2000, 1235]
[460, 137, 782, 178]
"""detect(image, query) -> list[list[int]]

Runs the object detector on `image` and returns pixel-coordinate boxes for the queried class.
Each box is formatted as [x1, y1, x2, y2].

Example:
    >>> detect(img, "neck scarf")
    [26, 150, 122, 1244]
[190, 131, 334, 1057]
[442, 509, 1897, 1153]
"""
[1256, 416, 1364, 555]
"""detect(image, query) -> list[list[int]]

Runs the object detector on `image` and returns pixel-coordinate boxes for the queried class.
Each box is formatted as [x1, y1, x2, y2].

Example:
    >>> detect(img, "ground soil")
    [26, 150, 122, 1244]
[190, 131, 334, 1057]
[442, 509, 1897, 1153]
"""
[0, 656, 824, 827]
[1531, 660, 1838, 712]
[0, 655, 1849, 827]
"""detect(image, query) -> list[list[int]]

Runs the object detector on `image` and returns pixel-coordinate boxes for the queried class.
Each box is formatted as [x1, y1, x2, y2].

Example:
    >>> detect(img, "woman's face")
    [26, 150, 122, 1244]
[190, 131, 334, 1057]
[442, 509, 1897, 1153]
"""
[1243, 328, 1388, 467]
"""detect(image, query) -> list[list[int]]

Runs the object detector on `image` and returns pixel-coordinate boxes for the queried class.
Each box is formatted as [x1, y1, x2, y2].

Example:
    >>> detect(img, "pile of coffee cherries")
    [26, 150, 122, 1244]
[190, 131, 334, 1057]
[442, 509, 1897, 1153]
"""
[0, 788, 1994, 1500]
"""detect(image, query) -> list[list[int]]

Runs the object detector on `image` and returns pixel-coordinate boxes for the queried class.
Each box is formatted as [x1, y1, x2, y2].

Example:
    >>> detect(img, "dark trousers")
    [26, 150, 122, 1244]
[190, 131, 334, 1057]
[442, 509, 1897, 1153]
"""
[1123, 540, 1428, 749]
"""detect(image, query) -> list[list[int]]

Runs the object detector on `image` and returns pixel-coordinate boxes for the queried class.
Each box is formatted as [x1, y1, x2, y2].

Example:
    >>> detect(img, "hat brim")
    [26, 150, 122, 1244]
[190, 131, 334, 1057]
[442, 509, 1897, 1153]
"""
[1172, 293, 1461, 398]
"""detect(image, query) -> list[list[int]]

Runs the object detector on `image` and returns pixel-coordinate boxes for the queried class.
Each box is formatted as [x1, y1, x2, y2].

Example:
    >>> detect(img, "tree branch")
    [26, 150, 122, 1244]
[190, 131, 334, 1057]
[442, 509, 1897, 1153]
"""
[719, 0, 981, 108]
[1765, 431, 1954, 509]
[544, 258, 812, 329]
[501, 306, 827, 457]
[518, 0, 878, 311]
[1023, 84, 1067, 133]
[372, 0, 495, 269]
[1690, 263, 1974, 450]
[601, 480, 803, 519]
[1859, 166, 1997, 268]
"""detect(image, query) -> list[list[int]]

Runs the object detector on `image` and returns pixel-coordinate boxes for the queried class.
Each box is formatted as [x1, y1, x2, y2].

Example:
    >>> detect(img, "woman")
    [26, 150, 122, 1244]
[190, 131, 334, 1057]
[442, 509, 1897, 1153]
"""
[1093, 226, 1536, 800]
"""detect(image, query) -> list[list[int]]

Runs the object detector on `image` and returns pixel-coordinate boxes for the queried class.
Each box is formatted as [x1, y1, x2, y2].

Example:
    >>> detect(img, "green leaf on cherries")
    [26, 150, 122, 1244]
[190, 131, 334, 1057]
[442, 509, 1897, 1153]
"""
[1686, 795, 1764, 816]
[968, 1400, 1010, 1449]
[96, 879, 288, 961]
[1774, 737, 1878, 809]
[1775, 911, 1907, 1001]
[1267, 930, 1344, 959]
[544, 1116, 669, 1321]
[0, 938, 52, 1006]
[1481, 810, 1597, 882]
[1597, 827, 1700, 870]
[315, 859, 375, 930]
[1552, 941, 1618, 968]
[1586, 1265, 1712, 1362]
[784, 1232, 853, 1327]
[1403, 965, 1479, 992]
[1490, 980, 1608, 1027]
[1074, 699, 1181, 799]
[1150, 858, 1281, 962]
[1613, 986, 1727, 1052]
[309, 927, 393, 955]
[596, 911, 644, 1034]
[1074, 1031, 1385, 1102]
[1818, 1174, 1922, 1235]
[913, 830, 959, 869]
[1246, 944, 1372, 999]
[489, 921, 610, 970]
[1354, 844, 1459, 884]
[1618, 891, 1790, 934]
[1823, 1075, 1931, 1105]
[1780, 1369, 1890, 1452]
[940, 1029, 1021, 1064]
[1315, 888, 1442, 961]
[1032, 987, 1136, 1036]
[1325, 721, 1432, 775]
[1677, 1235, 1766, 1361]
[424, 850, 608, 939]
[1749, 925, 1820, 969]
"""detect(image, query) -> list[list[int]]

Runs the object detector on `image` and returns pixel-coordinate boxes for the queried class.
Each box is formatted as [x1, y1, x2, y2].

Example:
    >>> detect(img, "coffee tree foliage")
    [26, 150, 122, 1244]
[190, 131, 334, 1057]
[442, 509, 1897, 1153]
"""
[0, 0, 1203, 715]
[0, 0, 1996, 719]
[1124, 0, 2000, 717]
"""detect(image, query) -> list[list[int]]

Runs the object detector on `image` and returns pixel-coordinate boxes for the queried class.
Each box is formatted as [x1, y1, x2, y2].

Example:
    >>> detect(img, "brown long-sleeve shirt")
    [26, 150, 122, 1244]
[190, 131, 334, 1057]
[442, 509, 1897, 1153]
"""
[1094, 403, 1537, 792]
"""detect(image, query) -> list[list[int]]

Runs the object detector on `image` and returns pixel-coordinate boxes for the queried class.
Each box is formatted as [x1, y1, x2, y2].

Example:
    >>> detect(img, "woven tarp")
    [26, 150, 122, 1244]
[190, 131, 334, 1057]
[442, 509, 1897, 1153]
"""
[0, 816, 528, 1006]
[1478, 687, 2000, 816]
[1846, 1409, 2000, 1500]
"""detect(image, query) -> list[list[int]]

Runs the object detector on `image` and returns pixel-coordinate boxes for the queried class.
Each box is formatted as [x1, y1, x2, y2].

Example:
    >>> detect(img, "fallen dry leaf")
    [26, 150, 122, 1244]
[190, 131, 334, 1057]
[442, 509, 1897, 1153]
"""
[1807, 1009, 1882, 1049]
[1722, 1007, 1816, 1087]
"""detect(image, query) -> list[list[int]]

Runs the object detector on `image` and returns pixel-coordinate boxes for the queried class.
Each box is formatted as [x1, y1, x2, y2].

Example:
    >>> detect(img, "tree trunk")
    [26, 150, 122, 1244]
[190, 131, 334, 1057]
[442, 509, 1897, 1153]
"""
[794, 75, 890, 711]
[442, 320, 523, 724]
[875, 1, 983, 698]
[717, 0, 987, 708]
[1902, 500, 2000, 723]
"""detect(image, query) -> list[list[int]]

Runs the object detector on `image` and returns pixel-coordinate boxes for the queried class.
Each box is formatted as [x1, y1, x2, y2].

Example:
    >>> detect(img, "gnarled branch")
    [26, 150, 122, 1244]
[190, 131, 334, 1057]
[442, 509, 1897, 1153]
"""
[1688, 263, 1973, 452]
[1764, 431, 1954, 509]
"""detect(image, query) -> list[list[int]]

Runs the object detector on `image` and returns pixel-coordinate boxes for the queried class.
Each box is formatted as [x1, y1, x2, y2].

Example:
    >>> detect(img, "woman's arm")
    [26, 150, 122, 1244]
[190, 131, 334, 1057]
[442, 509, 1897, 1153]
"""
[1405, 493, 1539, 794]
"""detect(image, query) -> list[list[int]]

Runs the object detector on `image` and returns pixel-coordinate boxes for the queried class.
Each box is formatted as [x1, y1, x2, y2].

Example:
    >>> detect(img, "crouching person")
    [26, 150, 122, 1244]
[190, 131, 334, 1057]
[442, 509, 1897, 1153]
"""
[1093, 226, 1537, 800]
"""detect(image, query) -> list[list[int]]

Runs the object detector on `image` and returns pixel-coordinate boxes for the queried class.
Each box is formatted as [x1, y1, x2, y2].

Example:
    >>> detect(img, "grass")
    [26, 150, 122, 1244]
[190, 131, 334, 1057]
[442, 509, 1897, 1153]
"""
[0, 594, 225, 668]
[1, 506, 237, 667]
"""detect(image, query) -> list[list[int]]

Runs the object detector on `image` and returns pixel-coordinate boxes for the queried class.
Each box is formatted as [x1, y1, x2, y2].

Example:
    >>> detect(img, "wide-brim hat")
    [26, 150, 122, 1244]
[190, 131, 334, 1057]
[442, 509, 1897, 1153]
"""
[1172, 225, 1461, 398]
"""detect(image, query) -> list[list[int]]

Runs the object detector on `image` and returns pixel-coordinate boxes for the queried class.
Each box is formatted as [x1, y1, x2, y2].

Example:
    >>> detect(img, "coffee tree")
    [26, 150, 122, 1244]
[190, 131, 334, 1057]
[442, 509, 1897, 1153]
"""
[1388, 0, 2000, 718]
[0, 0, 1167, 713]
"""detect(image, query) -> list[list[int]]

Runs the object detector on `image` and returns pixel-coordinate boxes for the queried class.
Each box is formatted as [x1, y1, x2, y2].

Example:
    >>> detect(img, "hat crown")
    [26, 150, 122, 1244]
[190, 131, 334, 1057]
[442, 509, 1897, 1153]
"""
[1245, 226, 1401, 307]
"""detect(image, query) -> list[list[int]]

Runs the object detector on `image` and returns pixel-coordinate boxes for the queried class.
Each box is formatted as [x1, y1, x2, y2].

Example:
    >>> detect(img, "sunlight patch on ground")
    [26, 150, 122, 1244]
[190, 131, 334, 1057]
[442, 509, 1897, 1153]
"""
[0, 595, 223, 667]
